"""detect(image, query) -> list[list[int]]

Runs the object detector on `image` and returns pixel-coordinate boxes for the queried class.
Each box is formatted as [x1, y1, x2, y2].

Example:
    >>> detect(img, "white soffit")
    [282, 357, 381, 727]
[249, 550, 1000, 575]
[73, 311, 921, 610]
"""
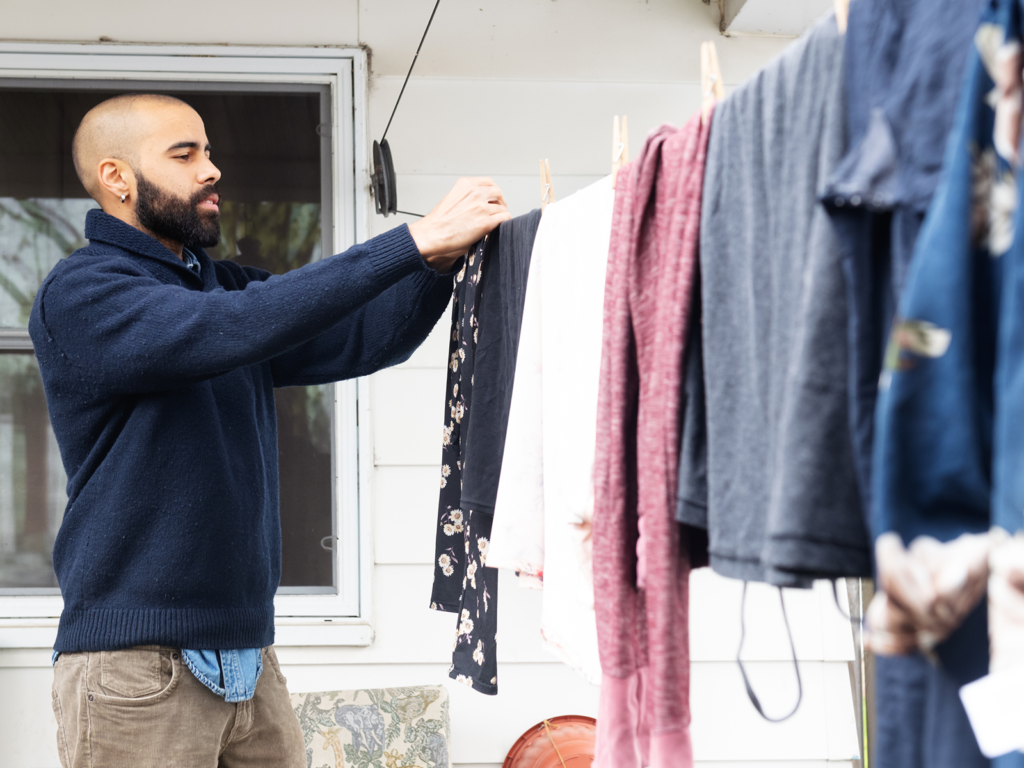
[725, 0, 834, 36]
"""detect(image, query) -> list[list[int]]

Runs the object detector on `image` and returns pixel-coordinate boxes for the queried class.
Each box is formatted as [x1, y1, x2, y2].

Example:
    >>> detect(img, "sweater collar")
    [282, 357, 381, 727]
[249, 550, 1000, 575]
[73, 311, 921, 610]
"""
[84, 209, 205, 281]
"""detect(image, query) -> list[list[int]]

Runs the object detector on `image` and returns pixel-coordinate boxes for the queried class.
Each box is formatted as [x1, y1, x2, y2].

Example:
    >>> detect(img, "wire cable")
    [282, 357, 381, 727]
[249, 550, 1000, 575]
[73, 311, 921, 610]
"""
[381, 0, 442, 144]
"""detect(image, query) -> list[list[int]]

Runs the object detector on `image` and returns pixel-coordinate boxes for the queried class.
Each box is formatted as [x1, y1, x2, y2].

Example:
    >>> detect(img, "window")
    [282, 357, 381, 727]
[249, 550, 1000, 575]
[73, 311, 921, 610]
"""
[0, 44, 372, 644]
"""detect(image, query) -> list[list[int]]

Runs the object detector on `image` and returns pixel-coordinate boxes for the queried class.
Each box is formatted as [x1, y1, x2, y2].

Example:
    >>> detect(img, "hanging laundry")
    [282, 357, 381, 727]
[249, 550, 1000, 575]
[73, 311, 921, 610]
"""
[822, 0, 992, 764]
[592, 109, 711, 767]
[487, 239, 546, 582]
[988, 532, 1024, 674]
[994, 10, 1024, 539]
[676, 281, 711, 570]
[700, 12, 868, 587]
[458, 211, 541, 518]
[872, 0, 1009, 686]
[990, 39, 1024, 754]
[958, 532, 1024, 759]
[430, 209, 541, 695]
[490, 176, 615, 685]
[871, 2, 1024, 767]
[674, 286, 708, 544]
[823, 0, 987, 528]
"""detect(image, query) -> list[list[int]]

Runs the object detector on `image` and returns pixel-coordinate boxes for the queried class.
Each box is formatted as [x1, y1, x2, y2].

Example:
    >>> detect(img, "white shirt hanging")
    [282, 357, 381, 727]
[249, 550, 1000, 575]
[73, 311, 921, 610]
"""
[489, 175, 615, 685]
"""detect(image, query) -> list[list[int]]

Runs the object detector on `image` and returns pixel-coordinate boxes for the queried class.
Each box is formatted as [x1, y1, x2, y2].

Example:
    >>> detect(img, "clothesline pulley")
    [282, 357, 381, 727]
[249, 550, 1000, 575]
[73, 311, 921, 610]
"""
[371, 0, 442, 218]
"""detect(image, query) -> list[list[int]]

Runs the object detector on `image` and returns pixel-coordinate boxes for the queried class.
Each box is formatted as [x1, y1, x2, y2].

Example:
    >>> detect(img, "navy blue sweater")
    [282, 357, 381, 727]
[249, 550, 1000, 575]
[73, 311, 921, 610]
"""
[30, 210, 453, 652]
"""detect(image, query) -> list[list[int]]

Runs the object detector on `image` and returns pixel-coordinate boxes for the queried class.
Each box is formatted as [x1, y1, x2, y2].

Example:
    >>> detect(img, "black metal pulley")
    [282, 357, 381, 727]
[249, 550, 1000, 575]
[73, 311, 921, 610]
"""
[370, 0, 440, 219]
[371, 139, 398, 217]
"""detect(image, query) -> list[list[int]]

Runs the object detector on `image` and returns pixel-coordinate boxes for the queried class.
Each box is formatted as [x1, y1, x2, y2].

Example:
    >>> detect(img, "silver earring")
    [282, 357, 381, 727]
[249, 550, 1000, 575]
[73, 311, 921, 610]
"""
[120, 194, 126, 203]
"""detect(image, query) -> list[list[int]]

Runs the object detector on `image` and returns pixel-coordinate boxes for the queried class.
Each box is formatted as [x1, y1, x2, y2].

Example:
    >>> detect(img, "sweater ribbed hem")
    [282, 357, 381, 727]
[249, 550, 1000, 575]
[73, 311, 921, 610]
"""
[54, 606, 275, 652]
[368, 224, 426, 284]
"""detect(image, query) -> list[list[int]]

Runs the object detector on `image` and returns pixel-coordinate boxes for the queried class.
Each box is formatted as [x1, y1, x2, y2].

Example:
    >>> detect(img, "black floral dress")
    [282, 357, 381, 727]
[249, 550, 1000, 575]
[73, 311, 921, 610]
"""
[430, 210, 542, 696]
[430, 238, 500, 696]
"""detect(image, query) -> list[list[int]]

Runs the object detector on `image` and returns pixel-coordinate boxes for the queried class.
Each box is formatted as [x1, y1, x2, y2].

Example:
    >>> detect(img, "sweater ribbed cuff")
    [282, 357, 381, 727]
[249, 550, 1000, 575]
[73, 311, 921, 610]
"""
[368, 224, 426, 284]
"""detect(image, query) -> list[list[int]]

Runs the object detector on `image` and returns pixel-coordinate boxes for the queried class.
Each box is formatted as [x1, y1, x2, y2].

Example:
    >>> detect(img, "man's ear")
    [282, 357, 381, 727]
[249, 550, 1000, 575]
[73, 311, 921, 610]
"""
[96, 158, 135, 204]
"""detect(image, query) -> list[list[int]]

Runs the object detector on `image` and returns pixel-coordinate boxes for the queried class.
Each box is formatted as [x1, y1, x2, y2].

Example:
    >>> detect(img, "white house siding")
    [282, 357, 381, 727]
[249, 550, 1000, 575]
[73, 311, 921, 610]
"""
[0, 1, 862, 766]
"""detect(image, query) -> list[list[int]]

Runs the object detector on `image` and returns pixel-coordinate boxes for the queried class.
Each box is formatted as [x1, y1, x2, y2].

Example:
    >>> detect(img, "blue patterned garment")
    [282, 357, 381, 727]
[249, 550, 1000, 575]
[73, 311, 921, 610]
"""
[824, 2, 996, 766]
[873, 1, 1009, 554]
[994, 6, 1024, 537]
[823, 0, 987, 528]
[874, 7, 1024, 768]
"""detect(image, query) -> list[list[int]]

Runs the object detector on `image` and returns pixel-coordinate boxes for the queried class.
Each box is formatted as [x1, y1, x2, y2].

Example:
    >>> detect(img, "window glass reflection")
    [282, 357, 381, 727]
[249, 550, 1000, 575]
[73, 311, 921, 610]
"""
[0, 199, 91, 328]
[0, 353, 65, 590]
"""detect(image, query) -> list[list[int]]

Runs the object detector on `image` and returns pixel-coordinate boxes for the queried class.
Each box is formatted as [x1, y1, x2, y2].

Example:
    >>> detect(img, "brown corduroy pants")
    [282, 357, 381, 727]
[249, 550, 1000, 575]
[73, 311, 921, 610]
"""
[51, 645, 305, 768]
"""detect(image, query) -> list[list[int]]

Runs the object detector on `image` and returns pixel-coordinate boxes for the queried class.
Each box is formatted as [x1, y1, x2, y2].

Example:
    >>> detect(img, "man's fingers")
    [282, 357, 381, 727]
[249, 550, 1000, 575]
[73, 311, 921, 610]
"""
[449, 178, 499, 203]
[468, 184, 507, 206]
[410, 177, 512, 266]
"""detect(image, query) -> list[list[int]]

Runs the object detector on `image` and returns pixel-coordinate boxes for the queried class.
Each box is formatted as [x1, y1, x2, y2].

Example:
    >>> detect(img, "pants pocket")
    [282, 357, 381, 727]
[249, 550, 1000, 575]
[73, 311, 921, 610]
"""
[96, 648, 174, 702]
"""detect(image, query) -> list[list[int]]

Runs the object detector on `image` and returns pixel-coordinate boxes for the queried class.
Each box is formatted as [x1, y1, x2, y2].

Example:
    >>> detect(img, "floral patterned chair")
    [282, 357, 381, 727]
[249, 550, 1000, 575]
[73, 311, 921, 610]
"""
[291, 685, 452, 768]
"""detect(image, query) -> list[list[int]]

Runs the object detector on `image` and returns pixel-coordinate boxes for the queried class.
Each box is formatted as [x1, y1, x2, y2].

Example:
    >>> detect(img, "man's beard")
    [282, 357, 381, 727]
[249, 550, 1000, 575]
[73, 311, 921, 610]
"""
[135, 172, 221, 249]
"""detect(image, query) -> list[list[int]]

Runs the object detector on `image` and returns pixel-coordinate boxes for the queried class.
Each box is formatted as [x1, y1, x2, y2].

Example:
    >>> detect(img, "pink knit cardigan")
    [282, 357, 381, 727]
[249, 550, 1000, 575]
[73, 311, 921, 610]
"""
[592, 110, 713, 768]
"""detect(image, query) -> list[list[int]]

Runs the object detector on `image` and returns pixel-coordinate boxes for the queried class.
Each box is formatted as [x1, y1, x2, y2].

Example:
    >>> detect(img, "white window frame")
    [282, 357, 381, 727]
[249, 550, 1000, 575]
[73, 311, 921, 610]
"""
[0, 42, 375, 648]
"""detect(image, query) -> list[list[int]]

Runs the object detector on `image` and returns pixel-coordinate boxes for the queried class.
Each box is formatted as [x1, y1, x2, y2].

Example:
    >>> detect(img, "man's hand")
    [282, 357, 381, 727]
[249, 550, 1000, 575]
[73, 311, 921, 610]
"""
[866, 531, 993, 657]
[408, 177, 512, 272]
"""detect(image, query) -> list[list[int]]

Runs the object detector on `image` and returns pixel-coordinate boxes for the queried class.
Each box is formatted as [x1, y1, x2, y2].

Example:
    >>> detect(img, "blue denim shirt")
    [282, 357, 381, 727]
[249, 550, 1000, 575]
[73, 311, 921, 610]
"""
[52, 248, 263, 704]
[181, 648, 263, 702]
[182, 246, 201, 272]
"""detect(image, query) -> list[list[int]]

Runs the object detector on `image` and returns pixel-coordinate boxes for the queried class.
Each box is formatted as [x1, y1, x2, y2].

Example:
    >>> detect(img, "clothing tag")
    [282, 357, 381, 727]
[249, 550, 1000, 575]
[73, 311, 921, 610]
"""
[959, 664, 1024, 757]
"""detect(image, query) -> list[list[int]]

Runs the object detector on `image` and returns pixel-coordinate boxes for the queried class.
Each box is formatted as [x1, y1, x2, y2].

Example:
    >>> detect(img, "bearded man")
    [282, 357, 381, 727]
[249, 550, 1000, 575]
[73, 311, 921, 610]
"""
[30, 93, 509, 768]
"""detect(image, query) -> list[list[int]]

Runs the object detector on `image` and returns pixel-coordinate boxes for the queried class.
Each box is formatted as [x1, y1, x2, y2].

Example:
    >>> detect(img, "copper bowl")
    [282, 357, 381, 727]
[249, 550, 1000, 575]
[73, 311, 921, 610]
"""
[502, 715, 597, 768]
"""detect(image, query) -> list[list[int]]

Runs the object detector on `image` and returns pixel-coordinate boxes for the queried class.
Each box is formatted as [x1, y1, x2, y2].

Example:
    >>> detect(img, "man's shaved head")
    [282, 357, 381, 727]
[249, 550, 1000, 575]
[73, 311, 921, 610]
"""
[72, 93, 190, 199]
[71, 93, 222, 258]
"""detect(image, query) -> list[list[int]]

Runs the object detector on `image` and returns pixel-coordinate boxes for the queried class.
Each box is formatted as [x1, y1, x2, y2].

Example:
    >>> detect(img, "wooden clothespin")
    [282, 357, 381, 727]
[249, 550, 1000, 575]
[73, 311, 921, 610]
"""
[700, 40, 725, 125]
[611, 115, 630, 189]
[540, 159, 555, 213]
[834, 0, 850, 34]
